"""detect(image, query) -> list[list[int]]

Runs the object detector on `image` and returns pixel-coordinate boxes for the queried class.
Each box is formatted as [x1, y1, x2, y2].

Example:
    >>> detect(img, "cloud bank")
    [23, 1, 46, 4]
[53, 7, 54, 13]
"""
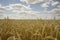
[20, 0, 45, 4]
[0, 0, 60, 19]
[0, 4, 40, 19]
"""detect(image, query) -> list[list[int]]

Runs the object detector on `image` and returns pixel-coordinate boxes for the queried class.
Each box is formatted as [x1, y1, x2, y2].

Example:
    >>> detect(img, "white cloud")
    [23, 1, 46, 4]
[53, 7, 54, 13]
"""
[20, 0, 58, 5]
[41, 2, 49, 8]
[41, 0, 60, 13]
[21, 11, 39, 14]
[20, 0, 60, 19]
[0, 4, 32, 14]
[0, 7, 6, 13]
[0, 1, 60, 19]
[44, 8, 60, 19]
[49, 8, 60, 14]
[20, 0, 48, 4]
[12, 10, 20, 14]
[1, 4, 31, 11]
[8, 4, 39, 15]
[9, 4, 31, 10]
[2, 6, 13, 10]
[0, 3, 40, 19]
[52, 1, 59, 6]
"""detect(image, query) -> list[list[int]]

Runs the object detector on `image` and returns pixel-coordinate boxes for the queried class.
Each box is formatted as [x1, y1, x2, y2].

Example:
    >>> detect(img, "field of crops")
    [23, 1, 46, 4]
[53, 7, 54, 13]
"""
[0, 19, 60, 40]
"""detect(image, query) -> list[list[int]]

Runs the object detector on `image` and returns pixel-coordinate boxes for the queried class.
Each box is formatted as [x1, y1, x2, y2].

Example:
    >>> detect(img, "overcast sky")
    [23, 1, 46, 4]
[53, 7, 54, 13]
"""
[0, 0, 60, 19]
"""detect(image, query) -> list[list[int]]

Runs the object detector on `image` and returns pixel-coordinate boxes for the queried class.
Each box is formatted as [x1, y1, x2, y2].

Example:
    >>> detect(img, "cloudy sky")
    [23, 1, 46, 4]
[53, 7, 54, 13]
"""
[0, 0, 60, 19]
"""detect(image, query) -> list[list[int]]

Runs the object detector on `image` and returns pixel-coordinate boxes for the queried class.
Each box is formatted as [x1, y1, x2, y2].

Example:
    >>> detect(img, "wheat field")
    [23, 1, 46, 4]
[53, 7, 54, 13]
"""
[0, 19, 60, 40]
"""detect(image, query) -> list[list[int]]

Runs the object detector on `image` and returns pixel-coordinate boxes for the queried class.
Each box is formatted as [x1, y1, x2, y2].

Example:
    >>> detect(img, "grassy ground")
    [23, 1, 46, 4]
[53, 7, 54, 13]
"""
[0, 19, 60, 40]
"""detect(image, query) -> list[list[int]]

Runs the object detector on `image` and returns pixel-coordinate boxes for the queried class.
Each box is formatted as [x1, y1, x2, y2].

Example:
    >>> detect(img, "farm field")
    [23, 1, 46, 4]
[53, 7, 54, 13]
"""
[0, 19, 60, 40]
